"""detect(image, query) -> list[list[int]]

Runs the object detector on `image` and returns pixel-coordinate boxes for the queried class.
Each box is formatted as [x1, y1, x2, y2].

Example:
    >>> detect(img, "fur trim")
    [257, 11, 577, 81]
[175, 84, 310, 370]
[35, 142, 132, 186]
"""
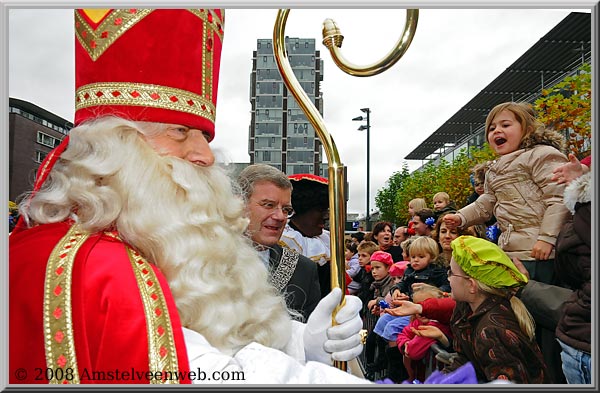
[563, 171, 592, 214]
[520, 126, 566, 153]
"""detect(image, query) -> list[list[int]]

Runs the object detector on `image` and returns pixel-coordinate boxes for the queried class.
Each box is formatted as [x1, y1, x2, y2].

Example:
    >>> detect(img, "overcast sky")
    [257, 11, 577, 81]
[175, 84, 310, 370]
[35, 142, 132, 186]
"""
[8, 7, 588, 216]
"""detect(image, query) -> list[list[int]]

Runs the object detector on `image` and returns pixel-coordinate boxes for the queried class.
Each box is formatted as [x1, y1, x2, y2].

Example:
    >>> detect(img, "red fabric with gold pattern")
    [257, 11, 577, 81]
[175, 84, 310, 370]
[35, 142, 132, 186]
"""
[74, 9, 224, 141]
[288, 173, 328, 185]
[9, 222, 191, 384]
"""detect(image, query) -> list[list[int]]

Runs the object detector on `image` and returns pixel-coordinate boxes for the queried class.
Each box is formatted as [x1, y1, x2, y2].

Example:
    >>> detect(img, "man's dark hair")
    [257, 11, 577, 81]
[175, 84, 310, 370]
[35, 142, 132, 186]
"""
[351, 231, 365, 243]
[290, 180, 328, 216]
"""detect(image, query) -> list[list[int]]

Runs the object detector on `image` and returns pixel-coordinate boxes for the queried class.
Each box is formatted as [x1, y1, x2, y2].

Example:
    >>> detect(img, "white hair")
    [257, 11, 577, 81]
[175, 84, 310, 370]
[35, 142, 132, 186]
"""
[21, 116, 293, 353]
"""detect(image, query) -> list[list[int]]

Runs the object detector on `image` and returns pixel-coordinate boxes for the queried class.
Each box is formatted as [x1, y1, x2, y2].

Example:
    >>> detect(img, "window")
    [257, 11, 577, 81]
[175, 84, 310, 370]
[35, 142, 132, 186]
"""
[258, 42, 261, 49]
[263, 56, 267, 62]
[37, 131, 60, 148]
[34, 150, 47, 163]
[263, 151, 271, 161]
[305, 42, 309, 48]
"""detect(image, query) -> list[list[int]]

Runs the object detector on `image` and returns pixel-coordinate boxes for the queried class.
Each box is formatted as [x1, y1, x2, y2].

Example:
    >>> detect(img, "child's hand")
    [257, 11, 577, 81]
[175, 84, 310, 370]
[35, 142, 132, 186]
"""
[531, 240, 553, 260]
[370, 305, 381, 316]
[391, 289, 409, 302]
[443, 214, 461, 229]
[384, 300, 423, 316]
[411, 325, 443, 340]
[367, 299, 376, 310]
[552, 153, 587, 185]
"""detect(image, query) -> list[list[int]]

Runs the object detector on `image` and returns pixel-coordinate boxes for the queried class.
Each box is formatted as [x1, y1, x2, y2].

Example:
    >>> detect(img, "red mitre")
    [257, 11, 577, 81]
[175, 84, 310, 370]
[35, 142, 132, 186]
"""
[74, 9, 224, 140]
[13, 9, 225, 234]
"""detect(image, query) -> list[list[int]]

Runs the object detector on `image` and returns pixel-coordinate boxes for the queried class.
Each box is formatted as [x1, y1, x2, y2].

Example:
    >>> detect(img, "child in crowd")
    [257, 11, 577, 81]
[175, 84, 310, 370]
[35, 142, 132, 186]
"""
[355, 241, 378, 308]
[445, 236, 550, 383]
[407, 198, 427, 236]
[367, 251, 395, 316]
[397, 285, 452, 382]
[364, 251, 395, 379]
[400, 237, 415, 262]
[345, 242, 361, 295]
[372, 261, 410, 383]
[442, 102, 570, 382]
[432, 192, 456, 221]
[386, 236, 551, 383]
[443, 102, 570, 285]
[412, 209, 437, 237]
[391, 236, 450, 302]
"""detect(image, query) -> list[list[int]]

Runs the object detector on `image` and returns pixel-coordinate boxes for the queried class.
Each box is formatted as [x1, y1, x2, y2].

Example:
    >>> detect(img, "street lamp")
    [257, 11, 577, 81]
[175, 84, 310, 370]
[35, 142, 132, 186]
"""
[352, 108, 371, 230]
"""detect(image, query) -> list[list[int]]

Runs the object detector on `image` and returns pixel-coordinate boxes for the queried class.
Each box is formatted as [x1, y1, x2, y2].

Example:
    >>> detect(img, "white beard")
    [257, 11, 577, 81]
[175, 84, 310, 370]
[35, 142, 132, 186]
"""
[25, 118, 293, 355]
[114, 152, 293, 354]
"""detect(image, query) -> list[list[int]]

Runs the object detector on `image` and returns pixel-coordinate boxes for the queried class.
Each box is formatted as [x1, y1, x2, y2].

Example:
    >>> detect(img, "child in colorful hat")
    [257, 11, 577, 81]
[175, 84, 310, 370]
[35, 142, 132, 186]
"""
[445, 235, 551, 383]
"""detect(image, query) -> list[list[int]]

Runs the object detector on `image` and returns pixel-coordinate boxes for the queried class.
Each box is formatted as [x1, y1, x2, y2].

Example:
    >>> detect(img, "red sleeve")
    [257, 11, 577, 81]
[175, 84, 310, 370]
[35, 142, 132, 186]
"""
[396, 319, 417, 352]
[419, 297, 456, 324]
[581, 155, 591, 167]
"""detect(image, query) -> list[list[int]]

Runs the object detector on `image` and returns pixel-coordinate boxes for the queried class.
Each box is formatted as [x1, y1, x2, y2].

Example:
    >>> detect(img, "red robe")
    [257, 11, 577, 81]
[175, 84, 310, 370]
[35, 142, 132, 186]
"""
[10, 222, 190, 384]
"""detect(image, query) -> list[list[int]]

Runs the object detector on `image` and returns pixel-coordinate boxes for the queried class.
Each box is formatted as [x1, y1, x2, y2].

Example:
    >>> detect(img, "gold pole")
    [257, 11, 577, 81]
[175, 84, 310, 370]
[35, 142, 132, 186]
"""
[273, 9, 418, 373]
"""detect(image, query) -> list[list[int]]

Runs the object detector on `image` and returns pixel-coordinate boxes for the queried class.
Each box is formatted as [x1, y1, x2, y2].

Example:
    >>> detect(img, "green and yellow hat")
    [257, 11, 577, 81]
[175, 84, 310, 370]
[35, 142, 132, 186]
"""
[451, 236, 528, 288]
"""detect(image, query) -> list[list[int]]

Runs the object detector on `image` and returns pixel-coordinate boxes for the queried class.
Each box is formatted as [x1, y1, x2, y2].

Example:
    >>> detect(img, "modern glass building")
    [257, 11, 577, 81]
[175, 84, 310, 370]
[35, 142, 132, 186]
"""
[249, 37, 326, 176]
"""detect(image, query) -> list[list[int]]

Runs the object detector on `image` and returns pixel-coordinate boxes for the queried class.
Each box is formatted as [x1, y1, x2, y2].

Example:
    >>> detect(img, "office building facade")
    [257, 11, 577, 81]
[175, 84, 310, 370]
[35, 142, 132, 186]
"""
[249, 37, 326, 176]
[9, 97, 72, 202]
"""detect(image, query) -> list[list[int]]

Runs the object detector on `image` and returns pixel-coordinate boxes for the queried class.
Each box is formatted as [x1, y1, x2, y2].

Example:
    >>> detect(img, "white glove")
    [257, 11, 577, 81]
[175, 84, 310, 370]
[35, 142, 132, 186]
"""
[303, 287, 364, 364]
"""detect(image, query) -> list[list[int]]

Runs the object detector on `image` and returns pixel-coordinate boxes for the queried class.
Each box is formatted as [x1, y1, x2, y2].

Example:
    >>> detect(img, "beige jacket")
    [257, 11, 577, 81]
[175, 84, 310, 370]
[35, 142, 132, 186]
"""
[458, 143, 570, 260]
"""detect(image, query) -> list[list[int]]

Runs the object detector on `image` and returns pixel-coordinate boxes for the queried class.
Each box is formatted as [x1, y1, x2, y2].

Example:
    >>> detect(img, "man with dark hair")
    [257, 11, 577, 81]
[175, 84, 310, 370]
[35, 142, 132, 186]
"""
[280, 174, 331, 298]
[351, 231, 365, 245]
[238, 164, 321, 321]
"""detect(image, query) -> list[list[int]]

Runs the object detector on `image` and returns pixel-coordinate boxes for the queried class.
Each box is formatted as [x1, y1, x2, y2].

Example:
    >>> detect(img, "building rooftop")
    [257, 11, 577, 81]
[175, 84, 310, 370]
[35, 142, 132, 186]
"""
[405, 12, 591, 161]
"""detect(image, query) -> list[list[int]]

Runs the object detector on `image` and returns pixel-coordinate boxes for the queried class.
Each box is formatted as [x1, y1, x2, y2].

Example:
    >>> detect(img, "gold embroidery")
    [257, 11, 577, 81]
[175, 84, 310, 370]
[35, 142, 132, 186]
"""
[127, 247, 180, 384]
[76, 9, 224, 62]
[44, 225, 89, 384]
[75, 9, 153, 61]
[75, 82, 216, 122]
[188, 9, 224, 42]
[43, 226, 180, 384]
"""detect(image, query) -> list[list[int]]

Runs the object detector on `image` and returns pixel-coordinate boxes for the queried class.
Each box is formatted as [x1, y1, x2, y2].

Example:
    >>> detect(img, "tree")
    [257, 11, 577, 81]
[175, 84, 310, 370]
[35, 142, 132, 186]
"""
[375, 163, 410, 224]
[534, 62, 591, 157]
[379, 145, 496, 225]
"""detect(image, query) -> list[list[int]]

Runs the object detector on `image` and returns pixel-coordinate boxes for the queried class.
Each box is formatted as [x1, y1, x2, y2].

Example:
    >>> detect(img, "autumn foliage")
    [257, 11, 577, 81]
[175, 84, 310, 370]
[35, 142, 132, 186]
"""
[534, 62, 591, 158]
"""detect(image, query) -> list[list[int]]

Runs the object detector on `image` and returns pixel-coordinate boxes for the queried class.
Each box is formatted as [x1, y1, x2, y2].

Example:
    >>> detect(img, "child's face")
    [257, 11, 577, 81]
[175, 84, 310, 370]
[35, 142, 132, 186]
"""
[487, 109, 524, 156]
[433, 198, 448, 211]
[392, 275, 403, 284]
[358, 251, 371, 267]
[345, 249, 354, 261]
[410, 251, 433, 271]
[370, 261, 390, 281]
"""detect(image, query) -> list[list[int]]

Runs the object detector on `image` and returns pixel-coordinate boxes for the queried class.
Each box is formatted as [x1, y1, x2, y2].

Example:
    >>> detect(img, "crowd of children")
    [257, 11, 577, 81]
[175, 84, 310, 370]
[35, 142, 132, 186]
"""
[343, 101, 591, 385]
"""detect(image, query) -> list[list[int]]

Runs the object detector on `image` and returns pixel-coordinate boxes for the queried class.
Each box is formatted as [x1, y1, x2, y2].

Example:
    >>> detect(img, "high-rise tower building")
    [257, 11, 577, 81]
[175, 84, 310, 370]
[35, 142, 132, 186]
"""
[249, 37, 325, 176]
